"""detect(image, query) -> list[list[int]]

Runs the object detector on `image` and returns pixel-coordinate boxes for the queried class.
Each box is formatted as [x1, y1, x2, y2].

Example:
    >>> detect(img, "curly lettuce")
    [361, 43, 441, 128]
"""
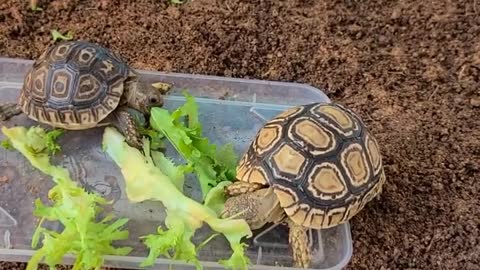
[149, 91, 238, 200]
[1, 126, 132, 270]
[103, 127, 252, 270]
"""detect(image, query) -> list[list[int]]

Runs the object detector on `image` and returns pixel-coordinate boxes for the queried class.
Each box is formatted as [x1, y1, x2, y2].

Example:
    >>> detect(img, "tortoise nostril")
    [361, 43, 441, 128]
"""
[150, 97, 159, 104]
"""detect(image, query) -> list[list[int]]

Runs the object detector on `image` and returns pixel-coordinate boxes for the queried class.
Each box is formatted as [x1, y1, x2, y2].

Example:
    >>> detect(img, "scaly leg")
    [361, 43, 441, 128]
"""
[287, 218, 311, 268]
[224, 181, 265, 197]
[0, 103, 22, 121]
[110, 106, 143, 149]
[221, 187, 282, 230]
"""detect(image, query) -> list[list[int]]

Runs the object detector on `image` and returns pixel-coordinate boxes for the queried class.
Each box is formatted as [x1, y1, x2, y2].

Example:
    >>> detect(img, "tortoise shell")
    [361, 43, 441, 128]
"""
[236, 102, 385, 229]
[18, 41, 131, 130]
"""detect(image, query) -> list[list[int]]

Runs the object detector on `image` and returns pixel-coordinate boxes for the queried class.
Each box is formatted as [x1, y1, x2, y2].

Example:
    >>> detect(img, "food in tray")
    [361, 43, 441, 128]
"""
[0, 40, 380, 270]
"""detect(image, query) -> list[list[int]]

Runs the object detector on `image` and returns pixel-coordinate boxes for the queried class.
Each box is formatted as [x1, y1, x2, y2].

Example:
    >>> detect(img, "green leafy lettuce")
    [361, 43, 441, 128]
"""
[103, 127, 252, 270]
[0, 91, 251, 270]
[149, 91, 238, 200]
[1, 126, 132, 270]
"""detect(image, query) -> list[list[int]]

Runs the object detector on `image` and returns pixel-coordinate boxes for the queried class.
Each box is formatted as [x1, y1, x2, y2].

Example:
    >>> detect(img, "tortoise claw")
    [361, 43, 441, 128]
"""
[0, 103, 22, 121]
[112, 106, 143, 149]
[124, 126, 143, 149]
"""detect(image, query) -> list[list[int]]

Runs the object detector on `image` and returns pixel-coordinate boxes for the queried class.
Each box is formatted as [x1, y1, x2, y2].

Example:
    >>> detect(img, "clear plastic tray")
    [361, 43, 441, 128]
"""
[0, 57, 352, 270]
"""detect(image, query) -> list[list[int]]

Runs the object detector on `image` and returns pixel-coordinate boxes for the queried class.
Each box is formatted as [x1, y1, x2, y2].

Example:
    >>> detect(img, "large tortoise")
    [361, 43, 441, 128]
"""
[0, 40, 170, 148]
[221, 102, 385, 268]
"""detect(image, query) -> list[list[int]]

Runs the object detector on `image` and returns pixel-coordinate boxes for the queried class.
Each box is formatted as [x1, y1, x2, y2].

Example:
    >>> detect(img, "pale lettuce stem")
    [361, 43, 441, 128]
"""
[103, 127, 252, 265]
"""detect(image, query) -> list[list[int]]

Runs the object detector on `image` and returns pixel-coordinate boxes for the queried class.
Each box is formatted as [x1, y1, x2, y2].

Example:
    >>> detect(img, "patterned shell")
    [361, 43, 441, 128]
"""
[18, 41, 130, 130]
[236, 102, 386, 230]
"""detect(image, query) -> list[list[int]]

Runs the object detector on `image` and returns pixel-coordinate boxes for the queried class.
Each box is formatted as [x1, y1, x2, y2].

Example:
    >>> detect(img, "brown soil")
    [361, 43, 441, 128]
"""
[1, 0, 479, 269]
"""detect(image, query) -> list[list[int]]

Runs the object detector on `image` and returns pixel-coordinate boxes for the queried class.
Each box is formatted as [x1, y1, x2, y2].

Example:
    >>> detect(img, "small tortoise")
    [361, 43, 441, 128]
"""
[221, 102, 385, 268]
[0, 40, 170, 148]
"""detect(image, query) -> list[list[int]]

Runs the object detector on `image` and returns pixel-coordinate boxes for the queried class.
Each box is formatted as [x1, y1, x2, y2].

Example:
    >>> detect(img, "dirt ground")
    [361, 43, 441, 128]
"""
[0, 0, 479, 269]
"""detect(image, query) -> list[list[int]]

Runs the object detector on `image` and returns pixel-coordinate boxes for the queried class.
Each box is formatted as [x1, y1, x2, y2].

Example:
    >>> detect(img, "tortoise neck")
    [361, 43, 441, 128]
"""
[123, 78, 139, 106]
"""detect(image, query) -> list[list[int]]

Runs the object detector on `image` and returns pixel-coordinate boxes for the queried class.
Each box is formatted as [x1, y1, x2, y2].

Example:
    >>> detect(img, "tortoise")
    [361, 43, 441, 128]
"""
[0, 40, 170, 148]
[221, 102, 385, 268]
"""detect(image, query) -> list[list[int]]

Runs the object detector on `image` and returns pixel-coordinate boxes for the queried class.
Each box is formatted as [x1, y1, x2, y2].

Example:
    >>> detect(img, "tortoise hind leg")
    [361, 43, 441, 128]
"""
[0, 103, 22, 121]
[287, 218, 311, 268]
[110, 105, 143, 149]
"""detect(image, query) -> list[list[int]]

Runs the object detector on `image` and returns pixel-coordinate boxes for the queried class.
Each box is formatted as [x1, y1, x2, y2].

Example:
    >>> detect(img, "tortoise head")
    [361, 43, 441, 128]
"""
[221, 187, 284, 230]
[125, 80, 170, 115]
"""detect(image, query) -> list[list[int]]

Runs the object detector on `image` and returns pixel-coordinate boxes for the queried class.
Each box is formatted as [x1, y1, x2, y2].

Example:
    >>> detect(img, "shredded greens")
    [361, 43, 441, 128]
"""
[0, 91, 252, 270]
[103, 92, 251, 269]
[1, 126, 132, 270]
[149, 91, 238, 200]
[103, 126, 252, 270]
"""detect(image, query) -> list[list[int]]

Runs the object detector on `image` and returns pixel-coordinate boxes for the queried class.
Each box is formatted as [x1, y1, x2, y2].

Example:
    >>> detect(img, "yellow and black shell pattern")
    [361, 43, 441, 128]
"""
[18, 41, 130, 130]
[236, 102, 385, 229]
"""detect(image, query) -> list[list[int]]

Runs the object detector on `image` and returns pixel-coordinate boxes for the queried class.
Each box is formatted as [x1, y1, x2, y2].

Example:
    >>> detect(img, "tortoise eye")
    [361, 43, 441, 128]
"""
[149, 97, 163, 106]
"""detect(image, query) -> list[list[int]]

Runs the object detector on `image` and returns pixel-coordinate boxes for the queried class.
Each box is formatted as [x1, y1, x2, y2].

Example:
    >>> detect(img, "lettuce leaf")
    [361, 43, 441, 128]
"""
[103, 127, 252, 270]
[1, 126, 132, 270]
[149, 91, 238, 200]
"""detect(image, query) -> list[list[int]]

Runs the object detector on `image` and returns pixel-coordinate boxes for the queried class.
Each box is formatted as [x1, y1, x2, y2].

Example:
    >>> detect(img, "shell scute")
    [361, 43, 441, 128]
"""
[340, 143, 372, 188]
[48, 41, 76, 64]
[70, 45, 98, 69]
[30, 62, 50, 102]
[306, 163, 348, 201]
[73, 73, 104, 106]
[254, 123, 282, 155]
[310, 103, 361, 138]
[92, 56, 127, 83]
[49, 67, 76, 104]
[269, 142, 309, 182]
[288, 116, 338, 156]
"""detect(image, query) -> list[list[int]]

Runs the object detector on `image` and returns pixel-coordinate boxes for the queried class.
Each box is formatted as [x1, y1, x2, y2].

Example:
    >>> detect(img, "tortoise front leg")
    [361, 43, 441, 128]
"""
[287, 218, 311, 268]
[225, 181, 265, 197]
[110, 106, 143, 149]
[0, 103, 22, 121]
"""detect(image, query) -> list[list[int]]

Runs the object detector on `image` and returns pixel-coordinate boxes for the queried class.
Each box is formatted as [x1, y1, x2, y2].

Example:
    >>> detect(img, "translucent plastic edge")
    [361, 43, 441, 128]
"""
[0, 81, 297, 111]
[0, 57, 353, 269]
[139, 70, 331, 103]
[0, 223, 352, 270]
[0, 57, 331, 102]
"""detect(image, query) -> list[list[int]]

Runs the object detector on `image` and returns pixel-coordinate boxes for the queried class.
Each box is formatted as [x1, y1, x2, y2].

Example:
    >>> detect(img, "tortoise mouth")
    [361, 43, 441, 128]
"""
[143, 98, 163, 114]
[148, 96, 164, 109]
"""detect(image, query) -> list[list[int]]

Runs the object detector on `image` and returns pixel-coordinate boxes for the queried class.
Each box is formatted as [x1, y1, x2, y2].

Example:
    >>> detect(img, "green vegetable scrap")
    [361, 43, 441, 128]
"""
[0, 91, 252, 270]
[1, 126, 132, 270]
[103, 127, 252, 270]
[30, 0, 43, 11]
[0, 138, 13, 150]
[51, 29, 74, 41]
[149, 91, 238, 200]
[44, 128, 64, 154]
[170, 0, 187, 4]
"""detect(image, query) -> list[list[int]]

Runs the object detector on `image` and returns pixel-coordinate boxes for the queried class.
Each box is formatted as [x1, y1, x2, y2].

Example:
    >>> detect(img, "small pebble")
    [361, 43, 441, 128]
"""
[470, 97, 480, 107]
[432, 181, 444, 191]
[391, 8, 402, 19]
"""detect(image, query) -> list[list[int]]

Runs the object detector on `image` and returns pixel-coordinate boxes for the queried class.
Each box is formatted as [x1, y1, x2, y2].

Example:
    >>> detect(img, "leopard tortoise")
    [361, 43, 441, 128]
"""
[221, 102, 385, 268]
[0, 40, 171, 148]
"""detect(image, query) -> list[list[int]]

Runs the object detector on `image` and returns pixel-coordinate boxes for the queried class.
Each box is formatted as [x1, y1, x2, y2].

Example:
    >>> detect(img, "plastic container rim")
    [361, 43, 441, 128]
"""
[0, 56, 353, 270]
